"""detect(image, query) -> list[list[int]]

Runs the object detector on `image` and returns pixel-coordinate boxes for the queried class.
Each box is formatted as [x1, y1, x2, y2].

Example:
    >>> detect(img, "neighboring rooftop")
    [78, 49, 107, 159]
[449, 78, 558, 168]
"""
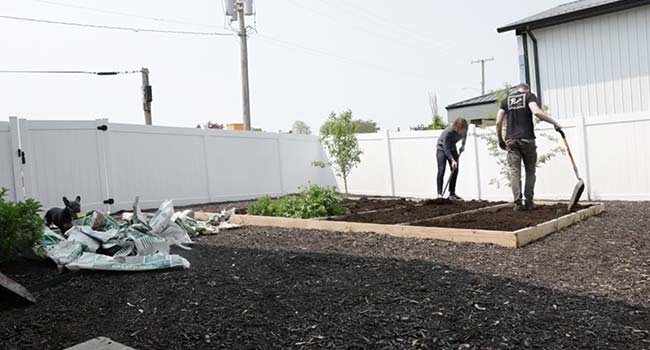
[497, 0, 649, 33]
[446, 88, 517, 110]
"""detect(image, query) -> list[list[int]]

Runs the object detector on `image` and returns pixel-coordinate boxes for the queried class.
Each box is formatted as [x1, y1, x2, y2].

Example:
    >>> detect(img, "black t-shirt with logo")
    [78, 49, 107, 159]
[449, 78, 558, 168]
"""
[500, 91, 538, 140]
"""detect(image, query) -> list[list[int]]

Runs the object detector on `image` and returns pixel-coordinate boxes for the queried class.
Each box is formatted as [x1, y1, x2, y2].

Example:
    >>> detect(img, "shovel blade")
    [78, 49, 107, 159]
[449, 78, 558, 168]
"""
[568, 179, 585, 212]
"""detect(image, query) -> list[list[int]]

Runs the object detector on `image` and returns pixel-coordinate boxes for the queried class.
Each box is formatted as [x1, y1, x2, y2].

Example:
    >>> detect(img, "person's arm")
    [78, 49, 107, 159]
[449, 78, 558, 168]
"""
[496, 108, 507, 150]
[459, 132, 467, 153]
[443, 132, 455, 161]
[529, 101, 562, 130]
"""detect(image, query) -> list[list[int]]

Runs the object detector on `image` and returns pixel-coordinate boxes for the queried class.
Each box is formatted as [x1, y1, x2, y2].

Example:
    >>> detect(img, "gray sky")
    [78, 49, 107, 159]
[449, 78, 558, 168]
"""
[0, 0, 565, 131]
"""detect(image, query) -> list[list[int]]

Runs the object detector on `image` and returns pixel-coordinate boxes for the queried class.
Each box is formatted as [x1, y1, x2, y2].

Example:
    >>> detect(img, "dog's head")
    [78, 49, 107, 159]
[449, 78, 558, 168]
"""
[62, 196, 82, 215]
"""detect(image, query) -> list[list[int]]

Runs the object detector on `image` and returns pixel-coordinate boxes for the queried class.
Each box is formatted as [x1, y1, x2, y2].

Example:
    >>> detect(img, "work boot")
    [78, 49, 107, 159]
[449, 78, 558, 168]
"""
[449, 194, 463, 201]
[524, 200, 536, 211]
[513, 201, 525, 212]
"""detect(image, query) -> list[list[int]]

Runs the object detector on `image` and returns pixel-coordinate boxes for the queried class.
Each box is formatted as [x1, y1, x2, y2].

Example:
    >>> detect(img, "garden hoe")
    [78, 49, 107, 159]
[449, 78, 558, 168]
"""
[433, 150, 464, 204]
[557, 129, 585, 212]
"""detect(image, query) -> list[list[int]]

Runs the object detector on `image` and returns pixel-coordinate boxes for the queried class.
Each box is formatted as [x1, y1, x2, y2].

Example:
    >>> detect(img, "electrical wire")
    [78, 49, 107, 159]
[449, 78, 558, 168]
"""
[310, 0, 475, 59]
[0, 14, 233, 36]
[31, 0, 220, 29]
[0, 70, 141, 75]
[255, 33, 433, 82]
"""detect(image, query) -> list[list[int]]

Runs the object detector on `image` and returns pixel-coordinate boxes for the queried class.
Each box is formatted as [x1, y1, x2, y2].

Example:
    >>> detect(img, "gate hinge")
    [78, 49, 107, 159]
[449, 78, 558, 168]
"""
[97, 125, 108, 131]
[103, 198, 115, 205]
[17, 148, 25, 164]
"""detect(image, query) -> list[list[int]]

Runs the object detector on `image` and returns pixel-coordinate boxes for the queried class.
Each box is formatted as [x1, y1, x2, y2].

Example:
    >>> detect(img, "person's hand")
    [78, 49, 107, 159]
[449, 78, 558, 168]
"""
[499, 140, 507, 150]
[451, 160, 458, 170]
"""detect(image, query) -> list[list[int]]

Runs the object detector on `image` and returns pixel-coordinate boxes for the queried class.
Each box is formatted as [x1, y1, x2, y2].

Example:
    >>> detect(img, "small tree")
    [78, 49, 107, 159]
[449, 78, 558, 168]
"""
[352, 119, 379, 133]
[478, 84, 565, 188]
[292, 120, 312, 135]
[319, 110, 363, 194]
[410, 115, 447, 131]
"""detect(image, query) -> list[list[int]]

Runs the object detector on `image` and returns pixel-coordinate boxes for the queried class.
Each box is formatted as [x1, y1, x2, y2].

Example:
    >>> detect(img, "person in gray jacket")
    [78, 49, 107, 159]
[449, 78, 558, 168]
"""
[436, 118, 468, 200]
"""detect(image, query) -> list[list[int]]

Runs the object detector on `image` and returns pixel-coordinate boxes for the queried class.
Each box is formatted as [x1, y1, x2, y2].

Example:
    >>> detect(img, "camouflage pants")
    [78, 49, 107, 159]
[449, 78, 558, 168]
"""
[507, 139, 537, 204]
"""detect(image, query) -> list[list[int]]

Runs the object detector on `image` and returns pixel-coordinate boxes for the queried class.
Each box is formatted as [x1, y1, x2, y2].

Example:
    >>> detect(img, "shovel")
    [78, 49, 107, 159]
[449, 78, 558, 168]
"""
[557, 128, 585, 212]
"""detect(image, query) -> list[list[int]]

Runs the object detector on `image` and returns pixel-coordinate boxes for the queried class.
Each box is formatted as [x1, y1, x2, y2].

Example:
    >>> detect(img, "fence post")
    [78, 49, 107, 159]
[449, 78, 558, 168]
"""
[203, 130, 216, 202]
[575, 114, 592, 200]
[95, 118, 112, 212]
[17, 118, 35, 200]
[471, 124, 482, 200]
[276, 133, 285, 195]
[384, 129, 396, 197]
[8, 117, 24, 202]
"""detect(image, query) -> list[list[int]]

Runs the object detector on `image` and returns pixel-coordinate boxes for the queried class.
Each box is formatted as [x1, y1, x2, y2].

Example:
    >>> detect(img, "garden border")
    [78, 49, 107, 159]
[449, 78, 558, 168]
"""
[209, 202, 604, 248]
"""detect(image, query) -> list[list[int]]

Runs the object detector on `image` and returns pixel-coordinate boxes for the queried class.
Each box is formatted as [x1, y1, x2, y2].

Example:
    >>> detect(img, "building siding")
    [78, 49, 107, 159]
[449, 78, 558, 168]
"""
[521, 5, 650, 119]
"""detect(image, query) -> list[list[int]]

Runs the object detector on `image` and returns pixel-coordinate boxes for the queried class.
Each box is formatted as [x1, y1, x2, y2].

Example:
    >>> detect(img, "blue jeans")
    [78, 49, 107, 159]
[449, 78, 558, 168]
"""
[436, 149, 459, 195]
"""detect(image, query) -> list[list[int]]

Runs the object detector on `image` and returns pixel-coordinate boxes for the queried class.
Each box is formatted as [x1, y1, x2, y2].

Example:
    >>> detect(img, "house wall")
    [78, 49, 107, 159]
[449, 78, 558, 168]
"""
[521, 5, 650, 119]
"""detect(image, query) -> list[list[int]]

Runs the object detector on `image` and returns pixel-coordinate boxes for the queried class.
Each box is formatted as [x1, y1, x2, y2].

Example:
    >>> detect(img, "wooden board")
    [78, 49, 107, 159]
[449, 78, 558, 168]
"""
[222, 202, 605, 249]
[514, 203, 605, 247]
[229, 214, 518, 248]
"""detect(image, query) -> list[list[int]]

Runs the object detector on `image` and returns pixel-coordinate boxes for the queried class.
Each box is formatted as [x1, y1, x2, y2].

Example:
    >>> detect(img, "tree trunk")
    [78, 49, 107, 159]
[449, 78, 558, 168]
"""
[343, 176, 348, 194]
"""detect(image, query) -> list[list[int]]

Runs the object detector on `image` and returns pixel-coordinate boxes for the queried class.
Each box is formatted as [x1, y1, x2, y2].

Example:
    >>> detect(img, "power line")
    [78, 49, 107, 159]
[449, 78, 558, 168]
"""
[0, 14, 232, 36]
[31, 0, 220, 29]
[0, 69, 141, 75]
[311, 0, 475, 59]
[255, 33, 433, 82]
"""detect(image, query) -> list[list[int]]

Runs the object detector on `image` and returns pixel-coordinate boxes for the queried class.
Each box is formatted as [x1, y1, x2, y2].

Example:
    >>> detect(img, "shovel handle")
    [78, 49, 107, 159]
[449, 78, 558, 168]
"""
[558, 129, 581, 179]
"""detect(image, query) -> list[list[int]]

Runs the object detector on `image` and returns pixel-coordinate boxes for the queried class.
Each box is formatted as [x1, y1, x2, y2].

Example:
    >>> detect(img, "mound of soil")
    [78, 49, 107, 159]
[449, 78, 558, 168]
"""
[335, 200, 500, 225]
[419, 204, 589, 231]
[340, 197, 412, 213]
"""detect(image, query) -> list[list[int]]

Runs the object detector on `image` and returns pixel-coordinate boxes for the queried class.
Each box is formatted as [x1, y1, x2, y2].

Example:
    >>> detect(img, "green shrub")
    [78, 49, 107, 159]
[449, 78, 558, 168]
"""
[247, 185, 348, 219]
[247, 195, 278, 217]
[0, 188, 45, 264]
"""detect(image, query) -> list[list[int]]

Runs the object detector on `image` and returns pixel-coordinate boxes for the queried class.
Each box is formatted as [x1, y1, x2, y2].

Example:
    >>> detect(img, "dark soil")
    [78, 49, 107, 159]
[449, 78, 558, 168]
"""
[335, 200, 500, 224]
[2, 242, 649, 350]
[2, 201, 647, 350]
[340, 197, 412, 214]
[418, 204, 590, 231]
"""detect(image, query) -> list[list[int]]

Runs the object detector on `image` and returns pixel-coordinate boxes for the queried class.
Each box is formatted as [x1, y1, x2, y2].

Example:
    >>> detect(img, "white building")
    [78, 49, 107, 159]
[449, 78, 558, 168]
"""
[498, 0, 650, 120]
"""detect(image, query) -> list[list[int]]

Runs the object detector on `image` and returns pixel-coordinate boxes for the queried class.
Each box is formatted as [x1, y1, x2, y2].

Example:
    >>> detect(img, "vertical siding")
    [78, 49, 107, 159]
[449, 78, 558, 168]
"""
[532, 5, 650, 119]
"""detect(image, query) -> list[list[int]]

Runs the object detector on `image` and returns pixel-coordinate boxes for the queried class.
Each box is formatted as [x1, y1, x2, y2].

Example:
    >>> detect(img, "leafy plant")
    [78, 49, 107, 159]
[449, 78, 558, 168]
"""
[292, 120, 312, 135]
[320, 110, 363, 194]
[478, 84, 566, 188]
[0, 188, 45, 264]
[352, 119, 380, 133]
[247, 196, 278, 217]
[247, 185, 348, 219]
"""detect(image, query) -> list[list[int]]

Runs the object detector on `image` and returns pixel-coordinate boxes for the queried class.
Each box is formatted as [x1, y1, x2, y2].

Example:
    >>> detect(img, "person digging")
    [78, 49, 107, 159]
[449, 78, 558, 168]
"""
[436, 118, 468, 201]
[496, 83, 562, 211]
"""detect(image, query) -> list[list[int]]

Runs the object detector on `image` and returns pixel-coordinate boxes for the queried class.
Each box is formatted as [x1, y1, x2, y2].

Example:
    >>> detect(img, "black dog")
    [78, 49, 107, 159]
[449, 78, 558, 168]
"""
[45, 196, 81, 234]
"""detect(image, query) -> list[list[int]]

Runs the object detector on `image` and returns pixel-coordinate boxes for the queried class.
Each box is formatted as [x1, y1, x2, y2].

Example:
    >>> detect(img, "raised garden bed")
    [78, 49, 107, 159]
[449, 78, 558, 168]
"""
[217, 197, 604, 248]
[333, 200, 501, 224]
[415, 203, 590, 231]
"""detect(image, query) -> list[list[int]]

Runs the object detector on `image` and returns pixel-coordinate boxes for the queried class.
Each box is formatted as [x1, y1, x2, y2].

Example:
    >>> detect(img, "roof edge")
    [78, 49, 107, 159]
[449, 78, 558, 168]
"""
[445, 100, 496, 110]
[497, 0, 649, 33]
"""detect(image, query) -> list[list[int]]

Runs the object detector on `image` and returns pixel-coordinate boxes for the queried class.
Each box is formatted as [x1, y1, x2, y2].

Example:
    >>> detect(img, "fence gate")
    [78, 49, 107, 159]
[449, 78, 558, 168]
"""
[0, 117, 23, 202]
[18, 119, 110, 211]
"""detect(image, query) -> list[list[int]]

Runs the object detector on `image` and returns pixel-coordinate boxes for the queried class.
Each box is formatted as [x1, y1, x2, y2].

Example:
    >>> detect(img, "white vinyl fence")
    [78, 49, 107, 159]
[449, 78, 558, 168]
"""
[341, 113, 650, 201]
[0, 118, 22, 202]
[8, 118, 336, 212]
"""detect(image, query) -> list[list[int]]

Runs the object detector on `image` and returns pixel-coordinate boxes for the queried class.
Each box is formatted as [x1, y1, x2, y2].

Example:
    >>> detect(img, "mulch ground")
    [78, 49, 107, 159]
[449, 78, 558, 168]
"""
[334, 200, 499, 224]
[1, 201, 649, 349]
[418, 203, 589, 231]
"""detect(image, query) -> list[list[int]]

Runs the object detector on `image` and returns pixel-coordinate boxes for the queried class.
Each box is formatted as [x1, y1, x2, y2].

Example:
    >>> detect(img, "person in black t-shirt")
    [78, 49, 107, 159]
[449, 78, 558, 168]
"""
[496, 83, 562, 211]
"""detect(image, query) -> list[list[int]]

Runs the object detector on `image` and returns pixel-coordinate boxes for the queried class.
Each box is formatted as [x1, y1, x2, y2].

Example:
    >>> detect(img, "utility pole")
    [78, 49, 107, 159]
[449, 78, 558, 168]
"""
[471, 57, 494, 95]
[236, 0, 252, 131]
[141, 67, 153, 125]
